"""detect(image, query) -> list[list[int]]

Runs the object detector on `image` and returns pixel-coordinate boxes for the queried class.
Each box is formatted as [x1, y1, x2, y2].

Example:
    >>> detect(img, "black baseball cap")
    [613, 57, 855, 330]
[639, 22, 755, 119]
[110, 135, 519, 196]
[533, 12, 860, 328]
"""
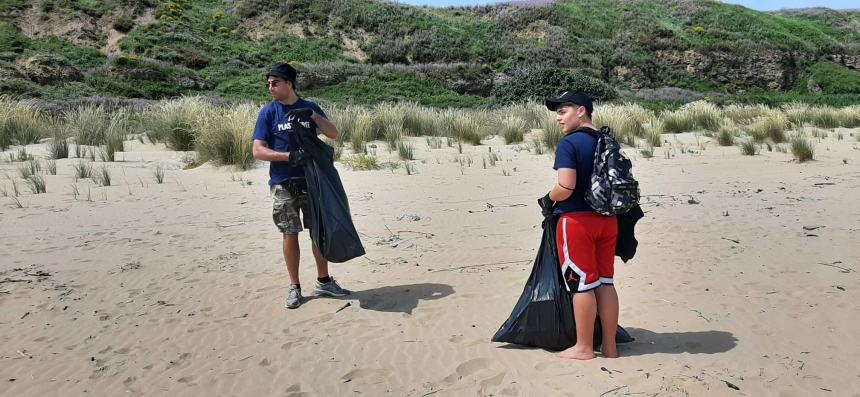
[266, 63, 297, 83]
[545, 90, 593, 117]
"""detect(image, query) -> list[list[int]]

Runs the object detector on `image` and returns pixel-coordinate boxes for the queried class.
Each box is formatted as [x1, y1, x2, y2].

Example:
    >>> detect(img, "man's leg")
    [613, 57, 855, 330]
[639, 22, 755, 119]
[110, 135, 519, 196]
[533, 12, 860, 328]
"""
[557, 291, 598, 360]
[311, 242, 329, 279]
[310, 240, 350, 297]
[595, 285, 619, 358]
[595, 216, 619, 357]
[283, 233, 301, 285]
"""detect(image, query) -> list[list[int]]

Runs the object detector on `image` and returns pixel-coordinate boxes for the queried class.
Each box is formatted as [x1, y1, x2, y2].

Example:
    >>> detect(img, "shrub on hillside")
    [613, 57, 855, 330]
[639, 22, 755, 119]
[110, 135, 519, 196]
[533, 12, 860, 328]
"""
[494, 67, 616, 103]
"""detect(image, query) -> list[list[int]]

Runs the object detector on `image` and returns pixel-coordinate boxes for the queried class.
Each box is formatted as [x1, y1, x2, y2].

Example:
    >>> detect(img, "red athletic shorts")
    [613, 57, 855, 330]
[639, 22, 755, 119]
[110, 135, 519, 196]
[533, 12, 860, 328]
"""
[556, 212, 618, 293]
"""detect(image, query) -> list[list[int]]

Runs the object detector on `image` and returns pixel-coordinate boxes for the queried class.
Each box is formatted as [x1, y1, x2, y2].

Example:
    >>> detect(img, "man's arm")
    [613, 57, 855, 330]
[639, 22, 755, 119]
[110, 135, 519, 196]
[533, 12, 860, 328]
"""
[311, 112, 338, 140]
[253, 140, 291, 162]
[548, 168, 576, 202]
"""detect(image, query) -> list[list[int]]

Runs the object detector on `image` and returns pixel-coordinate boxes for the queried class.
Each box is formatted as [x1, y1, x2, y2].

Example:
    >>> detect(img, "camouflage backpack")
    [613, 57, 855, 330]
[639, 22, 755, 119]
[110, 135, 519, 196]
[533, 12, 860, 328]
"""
[579, 127, 640, 216]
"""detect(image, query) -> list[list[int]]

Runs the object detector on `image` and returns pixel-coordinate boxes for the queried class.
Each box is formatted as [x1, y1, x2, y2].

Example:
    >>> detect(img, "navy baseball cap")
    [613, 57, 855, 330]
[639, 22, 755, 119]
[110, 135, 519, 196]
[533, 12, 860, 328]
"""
[545, 90, 593, 117]
[266, 63, 297, 83]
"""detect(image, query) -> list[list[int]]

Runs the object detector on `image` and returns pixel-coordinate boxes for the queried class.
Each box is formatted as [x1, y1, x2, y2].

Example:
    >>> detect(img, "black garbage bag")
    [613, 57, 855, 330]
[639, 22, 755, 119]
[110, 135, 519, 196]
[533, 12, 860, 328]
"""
[292, 123, 365, 263]
[492, 201, 633, 351]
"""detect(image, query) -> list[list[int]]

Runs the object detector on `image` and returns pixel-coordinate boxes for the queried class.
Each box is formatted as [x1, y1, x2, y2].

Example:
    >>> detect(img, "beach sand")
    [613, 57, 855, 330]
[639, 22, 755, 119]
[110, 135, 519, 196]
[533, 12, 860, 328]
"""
[2, 130, 859, 396]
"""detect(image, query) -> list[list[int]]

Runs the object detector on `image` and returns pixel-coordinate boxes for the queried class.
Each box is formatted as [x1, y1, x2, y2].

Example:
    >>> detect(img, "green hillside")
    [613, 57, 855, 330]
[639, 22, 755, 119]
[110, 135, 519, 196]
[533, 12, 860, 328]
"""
[1, 0, 859, 107]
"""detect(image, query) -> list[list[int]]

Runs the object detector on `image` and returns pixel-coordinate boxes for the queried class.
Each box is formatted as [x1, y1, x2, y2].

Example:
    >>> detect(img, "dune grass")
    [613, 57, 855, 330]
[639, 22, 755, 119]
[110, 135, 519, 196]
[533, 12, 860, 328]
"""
[790, 135, 815, 162]
[498, 115, 526, 144]
[73, 160, 93, 180]
[397, 141, 414, 160]
[343, 153, 380, 170]
[740, 140, 759, 156]
[0, 97, 50, 150]
[26, 174, 46, 194]
[661, 101, 723, 134]
[194, 103, 257, 169]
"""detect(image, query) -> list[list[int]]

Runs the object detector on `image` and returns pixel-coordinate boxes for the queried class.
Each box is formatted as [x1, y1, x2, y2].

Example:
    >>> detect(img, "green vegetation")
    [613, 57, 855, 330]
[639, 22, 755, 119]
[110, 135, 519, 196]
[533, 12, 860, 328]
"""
[0, 0, 857, 108]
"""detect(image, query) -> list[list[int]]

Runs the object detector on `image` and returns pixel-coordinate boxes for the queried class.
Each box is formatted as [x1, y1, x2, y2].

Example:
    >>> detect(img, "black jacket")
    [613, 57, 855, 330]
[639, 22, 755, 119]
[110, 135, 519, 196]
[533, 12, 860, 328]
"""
[616, 204, 643, 263]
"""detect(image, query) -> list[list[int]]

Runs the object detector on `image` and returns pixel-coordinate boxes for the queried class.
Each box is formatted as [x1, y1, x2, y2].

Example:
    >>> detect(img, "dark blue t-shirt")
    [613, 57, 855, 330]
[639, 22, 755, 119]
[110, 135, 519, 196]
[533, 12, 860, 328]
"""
[553, 128, 598, 214]
[252, 98, 326, 186]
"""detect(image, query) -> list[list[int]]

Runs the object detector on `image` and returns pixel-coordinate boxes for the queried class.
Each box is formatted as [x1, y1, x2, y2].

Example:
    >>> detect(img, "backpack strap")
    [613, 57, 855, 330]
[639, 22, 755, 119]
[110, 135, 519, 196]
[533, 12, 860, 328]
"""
[574, 127, 604, 140]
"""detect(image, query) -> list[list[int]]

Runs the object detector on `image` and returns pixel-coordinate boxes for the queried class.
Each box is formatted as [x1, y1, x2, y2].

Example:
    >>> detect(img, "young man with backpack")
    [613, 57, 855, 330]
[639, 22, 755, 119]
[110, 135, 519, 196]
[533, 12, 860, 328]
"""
[542, 90, 625, 360]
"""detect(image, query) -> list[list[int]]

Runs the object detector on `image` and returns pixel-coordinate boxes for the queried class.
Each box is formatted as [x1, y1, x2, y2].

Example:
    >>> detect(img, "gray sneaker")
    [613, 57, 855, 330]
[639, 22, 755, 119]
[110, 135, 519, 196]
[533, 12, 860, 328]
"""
[313, 278, 350, 297]
[285, 285, 302, 309]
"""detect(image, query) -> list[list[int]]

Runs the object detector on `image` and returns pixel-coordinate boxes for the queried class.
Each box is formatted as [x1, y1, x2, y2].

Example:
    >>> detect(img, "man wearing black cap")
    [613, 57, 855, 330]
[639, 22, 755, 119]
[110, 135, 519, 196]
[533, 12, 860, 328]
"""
[543, 90, 620, 360]
[252, 62, 350, 309]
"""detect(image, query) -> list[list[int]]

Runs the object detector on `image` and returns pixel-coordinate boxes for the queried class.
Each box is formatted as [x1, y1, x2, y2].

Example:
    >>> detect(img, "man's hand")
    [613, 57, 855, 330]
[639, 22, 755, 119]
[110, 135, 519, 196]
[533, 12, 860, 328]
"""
[289, 108, 314, 121]
[538, 193, 555, 217]
[288, 150, 309, 166]
[538, 193, 556, 229]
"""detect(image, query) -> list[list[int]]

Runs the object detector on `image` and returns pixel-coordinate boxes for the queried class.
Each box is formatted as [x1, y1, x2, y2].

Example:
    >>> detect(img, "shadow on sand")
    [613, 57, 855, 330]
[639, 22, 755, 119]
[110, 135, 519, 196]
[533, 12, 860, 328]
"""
[346, 283, 455, 314]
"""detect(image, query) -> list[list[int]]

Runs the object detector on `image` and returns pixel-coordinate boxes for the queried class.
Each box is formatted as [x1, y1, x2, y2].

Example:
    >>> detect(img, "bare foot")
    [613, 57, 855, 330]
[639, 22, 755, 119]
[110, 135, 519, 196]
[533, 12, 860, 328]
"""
[601, 345, 619, 358]
[556, 346, 596, 360]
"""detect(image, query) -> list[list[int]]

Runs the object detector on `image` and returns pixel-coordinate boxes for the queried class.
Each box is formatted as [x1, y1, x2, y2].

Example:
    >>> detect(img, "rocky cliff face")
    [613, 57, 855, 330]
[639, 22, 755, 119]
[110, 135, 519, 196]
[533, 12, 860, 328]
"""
[655, 49, 820, 92]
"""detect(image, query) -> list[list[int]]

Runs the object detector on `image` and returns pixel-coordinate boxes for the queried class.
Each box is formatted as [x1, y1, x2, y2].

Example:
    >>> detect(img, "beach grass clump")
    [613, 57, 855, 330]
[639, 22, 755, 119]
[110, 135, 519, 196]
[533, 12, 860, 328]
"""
[538, 111, 563, 151]
[503, 101, 544, 131]
[790, 135, 815, 162]
[45, 159, 56, 175]
[371, 103, 403, 142]
[140, 97, 202, 151]
[73, 160, 92, 180]
[747, 113, 789, 143]
[15, 147, 34, 162]
[93, 165, 111, 186]
[26, 174, 46, 194]
[723, 104, 776, 125]
[65, 105, 110, 146]
[739, 140, 759, 155]
[343, 153, 380, 170]
[660, 101, 723, 133]
[837, 105, 860, 128]
[18, 159, 40, 179]
[102, 115, 128, 162]
[349, 110, 374, 154]
[47, 134, 70, 159]
[194, 104, 256, 170]
[643, 119, 663, 147]
[327, 103, 360, 144]
[400, 102, 436, 136]
[498, 115, 526, 144]
[594, 103, 652, 146]
[442, 110, 483, 146]
[716, 121, 739, 146]
[397, 140, 414, 160]
[0, 97, 50, 149]
[154, 164, 165, 184]
[426, 136, 443, 149]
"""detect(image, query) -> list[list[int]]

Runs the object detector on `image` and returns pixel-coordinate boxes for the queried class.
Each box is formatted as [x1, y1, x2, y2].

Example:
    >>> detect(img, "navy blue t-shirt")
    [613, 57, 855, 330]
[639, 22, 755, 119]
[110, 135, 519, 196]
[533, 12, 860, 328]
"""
[252, 98, 326, 186]
[553, 128, 598, 214]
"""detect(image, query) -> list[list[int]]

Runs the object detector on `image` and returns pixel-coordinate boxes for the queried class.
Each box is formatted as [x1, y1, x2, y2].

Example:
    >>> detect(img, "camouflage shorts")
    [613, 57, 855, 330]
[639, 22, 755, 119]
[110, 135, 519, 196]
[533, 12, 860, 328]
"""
[271, 180, 310, 235]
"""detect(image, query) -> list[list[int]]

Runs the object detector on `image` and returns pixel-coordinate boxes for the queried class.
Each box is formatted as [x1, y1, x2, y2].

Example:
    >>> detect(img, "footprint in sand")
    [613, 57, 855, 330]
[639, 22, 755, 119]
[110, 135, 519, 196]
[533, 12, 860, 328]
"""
[455, 358, 492, 377]
[479, 372, 506, 391]
[177, 375, 198, 385]
[281, 336, 310, 350]
[340, 368, 390, 383]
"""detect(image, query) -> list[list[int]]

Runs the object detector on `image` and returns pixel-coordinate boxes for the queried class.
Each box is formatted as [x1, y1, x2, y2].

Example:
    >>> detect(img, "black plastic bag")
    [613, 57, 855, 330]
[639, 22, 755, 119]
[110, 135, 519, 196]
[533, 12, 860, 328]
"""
[293, 124, 365, 263]
[492, 208, 633, 351]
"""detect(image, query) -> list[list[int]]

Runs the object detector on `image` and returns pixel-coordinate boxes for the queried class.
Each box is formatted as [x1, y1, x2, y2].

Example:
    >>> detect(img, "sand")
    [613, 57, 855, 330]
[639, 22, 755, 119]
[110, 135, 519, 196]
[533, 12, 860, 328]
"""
[2, 130, 859, 396]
